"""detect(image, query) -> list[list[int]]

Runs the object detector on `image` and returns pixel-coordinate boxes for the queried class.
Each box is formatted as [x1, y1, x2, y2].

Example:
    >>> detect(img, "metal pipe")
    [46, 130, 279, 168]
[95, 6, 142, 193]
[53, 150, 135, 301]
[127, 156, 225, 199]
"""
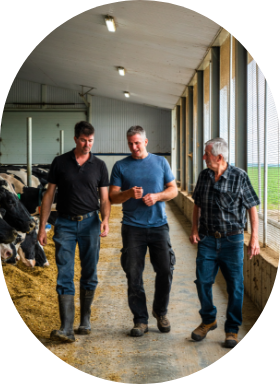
[228, 34, 232, 164]
[10, 102, 85, 106]
[60, 130, 64, 155]
[26, 117, 32, 187]
[256, 66, 262, 213]
[263, 79, 268, 247]
[209, 61, 212, 139]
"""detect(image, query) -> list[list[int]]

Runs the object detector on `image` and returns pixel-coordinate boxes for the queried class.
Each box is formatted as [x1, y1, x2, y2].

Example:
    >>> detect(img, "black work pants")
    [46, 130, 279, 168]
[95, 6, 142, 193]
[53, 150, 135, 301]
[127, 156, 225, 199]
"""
[121, 223, 176, 324]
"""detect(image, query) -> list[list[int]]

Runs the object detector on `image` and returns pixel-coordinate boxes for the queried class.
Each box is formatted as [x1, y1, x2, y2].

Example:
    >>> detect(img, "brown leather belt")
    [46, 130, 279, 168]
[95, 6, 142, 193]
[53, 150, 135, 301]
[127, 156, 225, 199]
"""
[58, 211, 97, 221]
[199, 229, 243, 239]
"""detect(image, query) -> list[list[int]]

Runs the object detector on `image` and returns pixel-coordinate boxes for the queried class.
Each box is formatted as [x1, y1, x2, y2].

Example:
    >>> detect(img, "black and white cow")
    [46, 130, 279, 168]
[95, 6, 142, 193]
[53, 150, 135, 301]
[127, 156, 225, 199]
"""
[1, 233, 24, 263]
[0, 173, 57, 225]
[0, 208, 18, 244]
[0, 177, 36, 233]
[18, 218, 49, 267]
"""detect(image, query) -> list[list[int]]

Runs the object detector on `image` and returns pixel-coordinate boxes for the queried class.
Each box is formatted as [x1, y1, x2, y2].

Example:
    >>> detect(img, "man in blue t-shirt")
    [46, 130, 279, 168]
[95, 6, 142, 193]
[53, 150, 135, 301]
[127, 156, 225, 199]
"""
[109, 125, 178, 337]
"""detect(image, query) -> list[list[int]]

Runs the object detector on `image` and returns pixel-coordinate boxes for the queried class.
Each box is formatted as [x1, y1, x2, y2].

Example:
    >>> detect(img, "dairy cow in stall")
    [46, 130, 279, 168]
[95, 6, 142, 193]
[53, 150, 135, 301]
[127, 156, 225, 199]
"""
[0, 177, 36, 233]
[0, 209, 18, 244]
[0, 208, 25, 261]
[0, 172, 58, 225]
[0, 177, 49, 267]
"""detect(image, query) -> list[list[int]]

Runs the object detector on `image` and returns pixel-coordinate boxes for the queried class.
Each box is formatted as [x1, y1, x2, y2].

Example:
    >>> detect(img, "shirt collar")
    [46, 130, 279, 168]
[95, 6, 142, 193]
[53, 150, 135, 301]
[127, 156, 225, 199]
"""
[208, 163, 231, 180]
[71, 148, 94, 163]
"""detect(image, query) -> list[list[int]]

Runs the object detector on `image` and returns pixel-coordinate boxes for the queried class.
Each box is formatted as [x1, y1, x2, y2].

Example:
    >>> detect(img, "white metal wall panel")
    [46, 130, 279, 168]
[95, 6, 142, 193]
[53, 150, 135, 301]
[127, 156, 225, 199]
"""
[5, 79, 86, 110]
[6, 79, 41, 109]
[91, 96, 171, 154]
[46, 85, 85, 109]
[0, 111, 86, 164]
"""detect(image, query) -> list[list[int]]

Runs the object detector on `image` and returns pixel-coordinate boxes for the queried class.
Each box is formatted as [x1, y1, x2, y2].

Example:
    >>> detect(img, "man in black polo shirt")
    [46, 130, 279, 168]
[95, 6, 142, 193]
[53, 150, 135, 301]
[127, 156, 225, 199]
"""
[38, 121, 110, 342]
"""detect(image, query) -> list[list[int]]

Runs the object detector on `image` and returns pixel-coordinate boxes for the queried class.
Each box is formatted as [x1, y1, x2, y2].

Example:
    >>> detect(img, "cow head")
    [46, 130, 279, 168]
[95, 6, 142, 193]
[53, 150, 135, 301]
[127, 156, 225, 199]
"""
[0, 209, 18, 243]
[0, 179, 36, 233]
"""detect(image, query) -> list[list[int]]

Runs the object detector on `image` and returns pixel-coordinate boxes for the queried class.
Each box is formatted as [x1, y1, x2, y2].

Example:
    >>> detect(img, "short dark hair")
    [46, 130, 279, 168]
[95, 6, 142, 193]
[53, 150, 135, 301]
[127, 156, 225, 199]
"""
[127, 126, 146, 138]
[74, 121, 95, 138]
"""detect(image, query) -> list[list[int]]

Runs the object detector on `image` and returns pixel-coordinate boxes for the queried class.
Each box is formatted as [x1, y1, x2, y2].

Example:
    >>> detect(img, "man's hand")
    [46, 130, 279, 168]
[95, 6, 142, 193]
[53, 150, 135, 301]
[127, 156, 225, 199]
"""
[248, 236, 260, 259]
[37, 228, 48, 246]
[100, 220, 109, 237]
[189, 229, 200, 244]
[131, 186, 143, 199]
[142, 193, 158, 206]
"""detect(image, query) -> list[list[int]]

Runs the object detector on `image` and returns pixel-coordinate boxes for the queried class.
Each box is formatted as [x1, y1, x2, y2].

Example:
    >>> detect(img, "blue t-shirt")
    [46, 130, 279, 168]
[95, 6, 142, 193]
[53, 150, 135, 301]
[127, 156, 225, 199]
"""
[110, 153, 175, 228]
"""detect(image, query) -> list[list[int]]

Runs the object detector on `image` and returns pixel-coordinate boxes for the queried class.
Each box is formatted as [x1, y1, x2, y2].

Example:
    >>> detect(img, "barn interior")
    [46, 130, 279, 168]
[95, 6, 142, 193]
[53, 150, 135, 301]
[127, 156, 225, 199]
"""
[0, 1, 279, 383]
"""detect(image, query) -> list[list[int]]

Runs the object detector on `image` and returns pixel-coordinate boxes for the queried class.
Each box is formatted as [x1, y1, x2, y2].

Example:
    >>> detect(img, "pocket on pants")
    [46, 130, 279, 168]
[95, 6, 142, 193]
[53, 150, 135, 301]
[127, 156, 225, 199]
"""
[226, 234, 244, 244]
[198, 233, 207, 243]
[168, 241, 176, 267]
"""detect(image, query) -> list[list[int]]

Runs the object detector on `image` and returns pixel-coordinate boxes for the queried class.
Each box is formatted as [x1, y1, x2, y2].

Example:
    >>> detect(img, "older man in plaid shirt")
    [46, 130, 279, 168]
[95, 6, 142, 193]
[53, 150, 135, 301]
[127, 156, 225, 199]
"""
[189, 137, 260, 348]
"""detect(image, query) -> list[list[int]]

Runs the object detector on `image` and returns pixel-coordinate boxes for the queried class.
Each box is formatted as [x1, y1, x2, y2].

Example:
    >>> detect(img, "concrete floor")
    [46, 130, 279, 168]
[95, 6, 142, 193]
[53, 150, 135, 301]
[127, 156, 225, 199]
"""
[43, 201, 261, 383]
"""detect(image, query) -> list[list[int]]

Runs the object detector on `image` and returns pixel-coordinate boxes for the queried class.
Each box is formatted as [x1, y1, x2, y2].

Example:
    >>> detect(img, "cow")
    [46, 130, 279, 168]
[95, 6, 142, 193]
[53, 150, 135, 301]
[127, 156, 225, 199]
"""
[0, 242, 18, 262]
[0, 177, 36, 233]
[0, 233, 24, 263]
[0, 173, 57, 224]
[2, 219, 49, 268]
[18, 218, 49, 268]
[0, 209, 18, 244]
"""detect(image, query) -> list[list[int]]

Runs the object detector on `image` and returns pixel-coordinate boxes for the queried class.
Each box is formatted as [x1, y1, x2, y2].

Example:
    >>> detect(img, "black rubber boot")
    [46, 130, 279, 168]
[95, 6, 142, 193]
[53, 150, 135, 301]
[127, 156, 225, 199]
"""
[50, 295, 75, 342]
[76, 288, 95, 335]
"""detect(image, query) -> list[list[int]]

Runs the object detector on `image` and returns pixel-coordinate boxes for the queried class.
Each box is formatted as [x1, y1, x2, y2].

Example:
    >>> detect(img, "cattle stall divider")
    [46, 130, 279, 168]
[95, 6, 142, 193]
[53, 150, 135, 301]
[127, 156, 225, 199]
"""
[60, 130, 64, 155]
[26, 117, 32, 187]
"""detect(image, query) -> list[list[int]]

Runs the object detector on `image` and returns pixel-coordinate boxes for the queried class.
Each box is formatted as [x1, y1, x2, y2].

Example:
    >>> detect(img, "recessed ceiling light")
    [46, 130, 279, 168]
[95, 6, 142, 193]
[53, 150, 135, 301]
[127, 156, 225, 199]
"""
[118, 67, 125, 76]
[105, 16, 116, 32]
[124, 92, 130, 98]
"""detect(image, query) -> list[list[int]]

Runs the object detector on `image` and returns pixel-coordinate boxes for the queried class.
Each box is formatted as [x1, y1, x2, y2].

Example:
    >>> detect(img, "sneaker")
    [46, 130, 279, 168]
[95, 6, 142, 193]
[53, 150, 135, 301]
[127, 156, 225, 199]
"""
[191, 320, 217, 341]
[152, 311, 171, 333]
[130, 323, 148, 337]
[224, 332, 238, 348]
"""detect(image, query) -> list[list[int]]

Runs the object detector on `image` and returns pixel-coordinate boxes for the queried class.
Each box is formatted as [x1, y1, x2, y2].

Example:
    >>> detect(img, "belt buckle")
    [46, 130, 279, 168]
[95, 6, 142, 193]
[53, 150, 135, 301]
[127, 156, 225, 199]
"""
[214, 231, 221, 239]
[76, 215, 83, 221]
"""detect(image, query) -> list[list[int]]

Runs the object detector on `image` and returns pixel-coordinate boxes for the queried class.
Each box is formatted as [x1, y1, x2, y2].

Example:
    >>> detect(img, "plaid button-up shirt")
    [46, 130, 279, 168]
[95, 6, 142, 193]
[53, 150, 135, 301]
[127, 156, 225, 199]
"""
[192, 164, 260, 233]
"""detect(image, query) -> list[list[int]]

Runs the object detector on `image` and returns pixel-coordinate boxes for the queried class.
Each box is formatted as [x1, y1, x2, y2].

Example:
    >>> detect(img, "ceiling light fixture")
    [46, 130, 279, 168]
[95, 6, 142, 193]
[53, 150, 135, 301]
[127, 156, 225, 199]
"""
[118, 67, 125, 76]
[124, 92, 130, 98]
[105, 16, 116, 32]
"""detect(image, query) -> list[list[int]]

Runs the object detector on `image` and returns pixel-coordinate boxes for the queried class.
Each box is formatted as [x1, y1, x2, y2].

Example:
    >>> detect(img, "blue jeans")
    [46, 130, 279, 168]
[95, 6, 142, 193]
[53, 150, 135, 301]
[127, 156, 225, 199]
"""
[53, 212, 101, 295]
[121, 224, 176, 324]
[195, 233, 244, 333]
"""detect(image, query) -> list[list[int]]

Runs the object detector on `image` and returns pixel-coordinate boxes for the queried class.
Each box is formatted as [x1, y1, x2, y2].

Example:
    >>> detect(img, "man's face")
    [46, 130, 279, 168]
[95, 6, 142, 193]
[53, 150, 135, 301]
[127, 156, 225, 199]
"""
[127, 134, 148, 159]
[74, 134, 94, 155]
[203, 144, 218, 171]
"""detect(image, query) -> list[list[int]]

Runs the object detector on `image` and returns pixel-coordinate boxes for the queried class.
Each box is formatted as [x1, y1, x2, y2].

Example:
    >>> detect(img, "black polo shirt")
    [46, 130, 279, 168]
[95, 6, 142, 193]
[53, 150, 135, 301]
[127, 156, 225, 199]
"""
[47, 149, 109, 216]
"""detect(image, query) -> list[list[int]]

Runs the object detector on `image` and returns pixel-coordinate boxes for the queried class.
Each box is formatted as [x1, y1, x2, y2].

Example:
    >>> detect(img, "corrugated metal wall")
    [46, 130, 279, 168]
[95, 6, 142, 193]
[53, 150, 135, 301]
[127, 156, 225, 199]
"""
[1, 111, 87, 164]
[1, 79, 171, 166]
[91, 96, 171, 154]
[6, 79, 42, 109]
[5, 79, 86, 110]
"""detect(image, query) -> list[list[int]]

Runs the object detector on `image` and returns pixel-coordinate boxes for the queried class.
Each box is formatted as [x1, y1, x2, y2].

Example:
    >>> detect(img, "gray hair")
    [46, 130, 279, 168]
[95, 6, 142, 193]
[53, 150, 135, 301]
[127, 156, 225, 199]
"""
[205, 137, 228, 162]
[127, 125, 146, 139]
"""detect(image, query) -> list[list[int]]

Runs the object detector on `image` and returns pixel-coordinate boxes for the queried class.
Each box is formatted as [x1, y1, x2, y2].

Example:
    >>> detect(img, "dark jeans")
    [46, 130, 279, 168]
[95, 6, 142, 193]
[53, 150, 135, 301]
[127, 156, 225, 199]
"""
[195, 233, 244, 333]
[53, 212, 101, 295]
[121, 223, 176, 325]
